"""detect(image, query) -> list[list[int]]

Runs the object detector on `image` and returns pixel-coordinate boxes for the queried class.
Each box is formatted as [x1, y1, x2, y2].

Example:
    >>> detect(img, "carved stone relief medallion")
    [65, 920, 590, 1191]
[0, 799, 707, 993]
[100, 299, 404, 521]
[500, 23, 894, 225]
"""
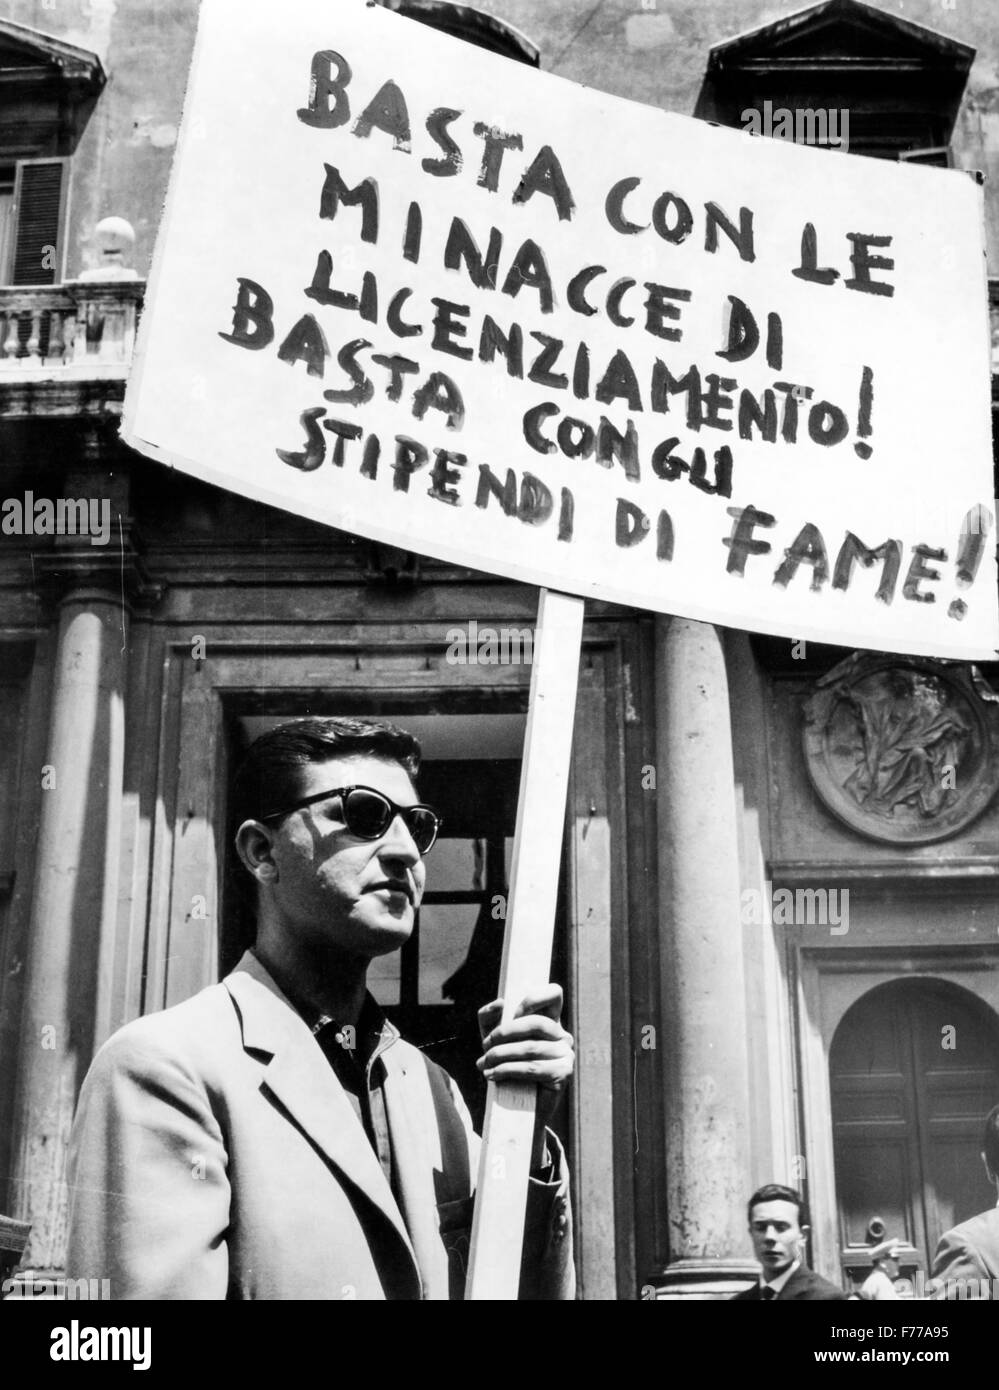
[802, 653, 999, 845]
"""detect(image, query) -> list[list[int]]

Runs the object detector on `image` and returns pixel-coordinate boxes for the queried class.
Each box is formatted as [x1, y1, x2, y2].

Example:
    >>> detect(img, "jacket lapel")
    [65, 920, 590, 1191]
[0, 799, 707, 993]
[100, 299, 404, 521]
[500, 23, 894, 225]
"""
[223, 952, 420, 1277]
[380, 1044, 452, 1300]
[779, 1265, 809, 1300]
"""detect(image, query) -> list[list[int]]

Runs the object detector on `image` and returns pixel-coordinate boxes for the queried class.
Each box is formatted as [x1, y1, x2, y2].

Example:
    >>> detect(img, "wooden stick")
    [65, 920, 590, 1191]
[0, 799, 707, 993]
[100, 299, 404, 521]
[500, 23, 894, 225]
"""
[465, 587, 585, 1300]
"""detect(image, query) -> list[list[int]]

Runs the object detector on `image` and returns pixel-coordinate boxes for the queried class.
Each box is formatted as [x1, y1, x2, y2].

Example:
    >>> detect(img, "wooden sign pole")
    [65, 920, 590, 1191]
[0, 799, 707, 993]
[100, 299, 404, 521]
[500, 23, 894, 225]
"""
[465, 587, 585, 1300]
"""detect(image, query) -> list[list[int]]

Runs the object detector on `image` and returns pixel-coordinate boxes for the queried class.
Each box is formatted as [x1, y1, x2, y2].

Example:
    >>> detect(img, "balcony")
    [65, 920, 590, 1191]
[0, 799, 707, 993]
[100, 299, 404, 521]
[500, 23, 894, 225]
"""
[1, 277, 999, 416]
[0, 279, 144, 419]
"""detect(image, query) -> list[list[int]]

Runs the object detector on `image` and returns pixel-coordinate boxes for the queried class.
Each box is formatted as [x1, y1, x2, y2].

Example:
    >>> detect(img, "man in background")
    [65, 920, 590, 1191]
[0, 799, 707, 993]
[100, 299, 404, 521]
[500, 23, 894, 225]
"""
[858, 1237, 902, 1301]
[732, 1183, 847, 1301]
[931, 1104, 999, 1300]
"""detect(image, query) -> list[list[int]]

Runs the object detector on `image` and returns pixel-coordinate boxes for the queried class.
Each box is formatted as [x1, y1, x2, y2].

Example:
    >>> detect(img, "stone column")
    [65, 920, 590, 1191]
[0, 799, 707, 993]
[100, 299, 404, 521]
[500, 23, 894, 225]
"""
[9, 588, 127, 1272]
[654, 617, 756, 1297]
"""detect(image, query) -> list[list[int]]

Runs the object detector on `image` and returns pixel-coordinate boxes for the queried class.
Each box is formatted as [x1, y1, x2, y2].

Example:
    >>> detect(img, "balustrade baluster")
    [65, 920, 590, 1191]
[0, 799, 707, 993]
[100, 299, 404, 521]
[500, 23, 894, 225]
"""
[62, 312, 76, 359]
[1, 312, 19, 360]
[26, 311, 42, 360]
[0, 286, 144, 373]
[104, 306, 124, 361]
[47, 308, 66, 362]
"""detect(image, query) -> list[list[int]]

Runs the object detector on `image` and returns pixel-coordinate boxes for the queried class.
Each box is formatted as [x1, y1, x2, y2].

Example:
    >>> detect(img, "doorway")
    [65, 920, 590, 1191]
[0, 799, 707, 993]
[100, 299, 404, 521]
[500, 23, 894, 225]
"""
[145, 622, 633, 1297]
[830, 977, 999, 1282]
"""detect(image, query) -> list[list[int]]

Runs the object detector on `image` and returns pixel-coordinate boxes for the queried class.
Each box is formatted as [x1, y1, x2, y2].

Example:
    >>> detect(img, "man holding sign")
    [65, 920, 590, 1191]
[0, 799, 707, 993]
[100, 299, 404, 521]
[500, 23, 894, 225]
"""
[67, 717, 574, 1300]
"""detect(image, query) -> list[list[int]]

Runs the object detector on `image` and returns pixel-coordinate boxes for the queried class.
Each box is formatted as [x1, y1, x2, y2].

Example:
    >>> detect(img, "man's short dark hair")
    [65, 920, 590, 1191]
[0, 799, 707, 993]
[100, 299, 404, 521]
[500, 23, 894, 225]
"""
[984, 1104, 999, 1177]
[231, 716, 422, 827]
[747, 1184, 809, 1227]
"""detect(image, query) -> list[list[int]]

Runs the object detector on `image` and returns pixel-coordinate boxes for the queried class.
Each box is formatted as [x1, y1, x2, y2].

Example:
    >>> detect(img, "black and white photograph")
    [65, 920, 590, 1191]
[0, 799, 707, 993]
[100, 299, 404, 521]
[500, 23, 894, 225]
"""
[0, 0, 997, 1355]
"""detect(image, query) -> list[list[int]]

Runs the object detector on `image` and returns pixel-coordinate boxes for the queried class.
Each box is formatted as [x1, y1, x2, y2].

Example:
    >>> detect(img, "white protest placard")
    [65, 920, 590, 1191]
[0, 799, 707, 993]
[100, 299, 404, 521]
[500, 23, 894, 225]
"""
[123, 0, 998, 659]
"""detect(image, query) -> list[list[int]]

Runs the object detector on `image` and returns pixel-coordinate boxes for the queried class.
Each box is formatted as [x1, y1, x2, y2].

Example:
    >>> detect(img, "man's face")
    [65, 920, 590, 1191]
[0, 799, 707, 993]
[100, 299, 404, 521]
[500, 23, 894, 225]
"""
[749, 1200, 805, 1277]
[263, 754, 427, 962]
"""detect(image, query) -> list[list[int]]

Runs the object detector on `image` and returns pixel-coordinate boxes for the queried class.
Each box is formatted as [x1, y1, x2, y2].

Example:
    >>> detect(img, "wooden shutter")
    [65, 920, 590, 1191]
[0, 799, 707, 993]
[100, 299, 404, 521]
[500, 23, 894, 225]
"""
[9, 158, 68, 286]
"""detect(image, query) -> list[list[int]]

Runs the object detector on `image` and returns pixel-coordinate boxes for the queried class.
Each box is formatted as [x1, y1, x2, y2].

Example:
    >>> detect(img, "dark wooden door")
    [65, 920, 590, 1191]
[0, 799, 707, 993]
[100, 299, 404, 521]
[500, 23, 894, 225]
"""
[385, 756, 525, 1130]
[830, 978, 999, 1276]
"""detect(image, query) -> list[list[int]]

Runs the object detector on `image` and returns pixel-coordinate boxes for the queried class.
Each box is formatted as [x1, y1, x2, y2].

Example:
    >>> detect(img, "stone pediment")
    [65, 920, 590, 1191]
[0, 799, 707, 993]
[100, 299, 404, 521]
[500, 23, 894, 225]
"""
[0, 17, 105, 90]
[0, 19, 105, 157]
[704, 0, 974, 76]
[378, 1, 538, 66]
[694, 0, 973, 153]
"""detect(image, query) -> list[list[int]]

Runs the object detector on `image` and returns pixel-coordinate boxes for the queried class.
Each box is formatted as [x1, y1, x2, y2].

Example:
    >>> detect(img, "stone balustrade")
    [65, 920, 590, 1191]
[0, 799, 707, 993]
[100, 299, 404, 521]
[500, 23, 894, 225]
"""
[0, 280, 145, 377]
[1, 275, 998, 384]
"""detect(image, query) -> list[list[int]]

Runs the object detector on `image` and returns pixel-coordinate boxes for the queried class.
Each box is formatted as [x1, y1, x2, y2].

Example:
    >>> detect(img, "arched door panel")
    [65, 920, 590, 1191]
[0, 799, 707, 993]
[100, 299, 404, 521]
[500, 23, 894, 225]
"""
[830, 979, 999, 1282]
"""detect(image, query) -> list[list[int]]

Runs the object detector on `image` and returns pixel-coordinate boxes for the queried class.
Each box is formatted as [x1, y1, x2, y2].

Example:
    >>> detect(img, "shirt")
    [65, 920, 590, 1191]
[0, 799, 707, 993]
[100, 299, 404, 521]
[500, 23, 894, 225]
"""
[313, 1005, 556, 1184]
[760, 1258, 801, 1297]
[251, 954, 556, 1193]
[310, 995, 398, 1195]
[251, 953, 398, 1194]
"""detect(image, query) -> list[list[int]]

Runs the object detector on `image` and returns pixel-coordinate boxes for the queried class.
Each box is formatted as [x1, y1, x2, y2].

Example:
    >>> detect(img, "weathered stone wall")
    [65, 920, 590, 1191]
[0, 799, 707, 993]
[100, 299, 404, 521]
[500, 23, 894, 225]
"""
[8, 0, 997, 272]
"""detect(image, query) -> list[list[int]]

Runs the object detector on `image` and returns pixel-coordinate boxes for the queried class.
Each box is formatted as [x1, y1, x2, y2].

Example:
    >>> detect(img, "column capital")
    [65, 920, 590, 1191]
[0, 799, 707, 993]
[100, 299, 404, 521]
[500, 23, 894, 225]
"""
[32, 518, 164, 612]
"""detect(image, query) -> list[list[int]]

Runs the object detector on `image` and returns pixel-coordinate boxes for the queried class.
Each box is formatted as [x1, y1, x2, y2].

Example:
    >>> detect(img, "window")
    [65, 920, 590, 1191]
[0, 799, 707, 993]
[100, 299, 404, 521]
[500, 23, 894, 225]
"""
[693, 0, 974, 164]
[0, 19, 104, 286]
[898, 147, 953, 170]
[0, 168, 12, 276]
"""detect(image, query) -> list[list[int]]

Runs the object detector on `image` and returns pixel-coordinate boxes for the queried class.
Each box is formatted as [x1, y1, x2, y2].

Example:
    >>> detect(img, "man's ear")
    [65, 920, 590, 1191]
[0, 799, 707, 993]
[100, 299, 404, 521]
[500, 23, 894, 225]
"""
[235, 819, 278, 884]
[981, 1151, 996, 1187]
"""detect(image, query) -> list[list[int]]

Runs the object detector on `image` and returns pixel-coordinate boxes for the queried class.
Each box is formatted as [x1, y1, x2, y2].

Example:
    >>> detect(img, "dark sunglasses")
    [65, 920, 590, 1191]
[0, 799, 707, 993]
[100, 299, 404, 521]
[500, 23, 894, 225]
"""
[259, 784, 442, 855]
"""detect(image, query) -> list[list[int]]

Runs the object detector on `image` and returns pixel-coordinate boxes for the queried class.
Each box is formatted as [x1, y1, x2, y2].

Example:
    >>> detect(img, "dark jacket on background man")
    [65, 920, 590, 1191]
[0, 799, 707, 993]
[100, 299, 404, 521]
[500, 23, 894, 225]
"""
[732, 1264, 848, 1301]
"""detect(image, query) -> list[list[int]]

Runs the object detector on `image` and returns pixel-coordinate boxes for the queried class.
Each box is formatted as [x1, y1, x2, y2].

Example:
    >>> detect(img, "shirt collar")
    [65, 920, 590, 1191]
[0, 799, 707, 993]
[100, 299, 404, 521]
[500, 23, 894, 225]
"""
[761, 1259, 800, 1294]
[309, 990, 387, 1040]
[249, 950, 398, 1058]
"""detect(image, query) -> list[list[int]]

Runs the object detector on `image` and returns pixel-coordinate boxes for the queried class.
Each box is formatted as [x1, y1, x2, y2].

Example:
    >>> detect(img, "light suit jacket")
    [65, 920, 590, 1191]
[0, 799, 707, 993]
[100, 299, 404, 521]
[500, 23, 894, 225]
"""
[931, 1207, 999, 1299]
[66, 952, 573, 1300]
